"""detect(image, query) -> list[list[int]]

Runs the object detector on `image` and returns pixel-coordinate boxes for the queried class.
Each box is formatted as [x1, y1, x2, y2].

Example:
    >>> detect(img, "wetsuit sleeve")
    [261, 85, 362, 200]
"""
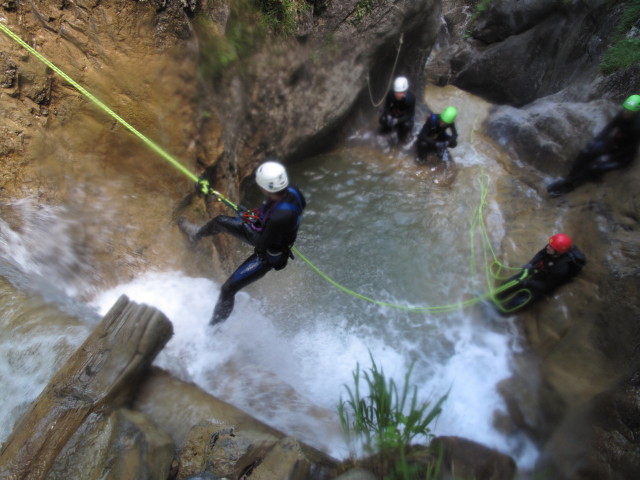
[525, 249, 546, 271]
[449, 123, 458, 142]
[418, 115, 434, 142]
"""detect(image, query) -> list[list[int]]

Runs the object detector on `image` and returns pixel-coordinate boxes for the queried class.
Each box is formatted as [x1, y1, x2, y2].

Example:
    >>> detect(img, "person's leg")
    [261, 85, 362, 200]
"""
[179, 215, 259, 246]
[416, 136, 436, 161]
[210, 253, 272, 325]
[397, 119, 414, 141]
[566, 141, 609, 179]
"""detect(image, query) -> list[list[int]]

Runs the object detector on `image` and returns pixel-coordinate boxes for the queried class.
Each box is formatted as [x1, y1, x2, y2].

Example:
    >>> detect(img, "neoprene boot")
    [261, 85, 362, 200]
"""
[177, 216, 201, 244]
[210, 295, 233, 326]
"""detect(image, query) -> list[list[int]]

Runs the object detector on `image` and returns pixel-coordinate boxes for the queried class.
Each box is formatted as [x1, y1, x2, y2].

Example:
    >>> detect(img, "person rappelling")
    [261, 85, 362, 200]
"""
[415, 106, 459, 163]
[494, 233, 586, 312]
[178, 161, 306, 325]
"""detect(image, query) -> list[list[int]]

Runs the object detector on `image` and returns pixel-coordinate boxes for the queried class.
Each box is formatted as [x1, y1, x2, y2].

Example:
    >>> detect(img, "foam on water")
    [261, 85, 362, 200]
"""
[90, 269, 538, 467]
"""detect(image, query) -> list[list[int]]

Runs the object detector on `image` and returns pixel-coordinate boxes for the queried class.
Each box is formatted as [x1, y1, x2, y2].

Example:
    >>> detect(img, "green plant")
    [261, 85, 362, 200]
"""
[600, 0, 640, 73]
[353, 0, 379, 22]
[194, 1, 267, 79]
[254, 0, 310, 36]
[469, 0, 494, 24]
[338, 352, 448, 479]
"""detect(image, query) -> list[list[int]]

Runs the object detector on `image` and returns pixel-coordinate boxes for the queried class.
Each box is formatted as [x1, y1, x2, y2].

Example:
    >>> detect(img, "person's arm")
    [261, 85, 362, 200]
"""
[448, 123, 458, 147]
[524, 249, 546, 273]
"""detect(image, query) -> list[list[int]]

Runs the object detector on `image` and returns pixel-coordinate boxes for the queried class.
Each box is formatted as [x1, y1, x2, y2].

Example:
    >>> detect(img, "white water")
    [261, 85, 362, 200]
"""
[0, 88, 541, 470]
[87, 143, 538, 467]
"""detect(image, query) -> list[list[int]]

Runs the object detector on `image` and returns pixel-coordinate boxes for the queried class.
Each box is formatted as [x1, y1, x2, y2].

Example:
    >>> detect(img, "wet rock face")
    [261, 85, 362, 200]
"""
[201, 0, 440, 183]
[429, 0, 627, 106]
[0, 0, 223, 287]
[469, 0, 561, 44]
[537, 370, 640, 479]
[484, 99, 619, 175]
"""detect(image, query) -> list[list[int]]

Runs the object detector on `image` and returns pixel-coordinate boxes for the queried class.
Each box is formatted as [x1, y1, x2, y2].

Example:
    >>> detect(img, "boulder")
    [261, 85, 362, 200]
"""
[47, 409, 175, 480]
[537, 370, 640, 479]
[431, 436, 517, 480]
[135, 368, 339, 480]
[174, 421, 337, 480]
[427, 0, 629, 106]
[484, 98, 618, 175]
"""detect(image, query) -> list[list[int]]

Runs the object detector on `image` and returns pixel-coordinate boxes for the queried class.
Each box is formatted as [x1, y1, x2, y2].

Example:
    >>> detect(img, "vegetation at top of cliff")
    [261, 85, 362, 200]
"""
[600, 0, 640, 74]
[338, 353, 447, 479]
[254, 0, 311, 35]
[195, 0, 309, 79]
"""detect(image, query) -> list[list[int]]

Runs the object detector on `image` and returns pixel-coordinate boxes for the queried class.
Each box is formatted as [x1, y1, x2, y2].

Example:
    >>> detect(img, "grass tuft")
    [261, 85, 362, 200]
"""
[338, 352, 448, 479]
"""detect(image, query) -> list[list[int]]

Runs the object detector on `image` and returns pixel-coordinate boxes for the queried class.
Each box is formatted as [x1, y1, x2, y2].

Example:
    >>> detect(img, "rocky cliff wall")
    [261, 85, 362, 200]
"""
[427, 1, 640, 478]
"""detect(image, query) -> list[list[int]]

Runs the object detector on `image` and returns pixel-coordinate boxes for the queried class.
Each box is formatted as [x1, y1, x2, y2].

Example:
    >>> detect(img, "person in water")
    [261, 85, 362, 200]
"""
[416, 106, 459, 162]
[494, 233, 586, 312]
[379, 76, 416, 142]
[178, 161, 306, 325]
[547, 94, 640, 196]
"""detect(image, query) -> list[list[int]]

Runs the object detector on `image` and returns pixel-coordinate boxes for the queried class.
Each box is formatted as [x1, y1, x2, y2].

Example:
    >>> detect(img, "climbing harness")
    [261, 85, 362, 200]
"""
[0, 22, 530, 315]
[367, 33, 404, 108]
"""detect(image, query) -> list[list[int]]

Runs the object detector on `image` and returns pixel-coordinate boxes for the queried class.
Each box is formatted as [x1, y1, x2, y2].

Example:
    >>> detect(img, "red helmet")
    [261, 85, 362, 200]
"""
[548, 233, 572, 254]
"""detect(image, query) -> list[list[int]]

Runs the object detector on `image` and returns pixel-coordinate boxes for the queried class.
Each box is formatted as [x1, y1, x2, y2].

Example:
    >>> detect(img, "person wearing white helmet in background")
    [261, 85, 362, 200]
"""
[379, 76, 416, 141]
[178, 161, 306, 325]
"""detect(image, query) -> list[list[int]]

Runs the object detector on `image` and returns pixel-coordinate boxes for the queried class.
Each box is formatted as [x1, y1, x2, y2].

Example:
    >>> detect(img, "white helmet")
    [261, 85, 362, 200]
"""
[256, 161, 289, 193]
[393, 76, 409, 93]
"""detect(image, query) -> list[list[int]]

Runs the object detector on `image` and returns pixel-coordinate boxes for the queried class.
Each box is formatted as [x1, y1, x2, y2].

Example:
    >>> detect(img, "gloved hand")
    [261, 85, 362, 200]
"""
[449, 138, 458, 148]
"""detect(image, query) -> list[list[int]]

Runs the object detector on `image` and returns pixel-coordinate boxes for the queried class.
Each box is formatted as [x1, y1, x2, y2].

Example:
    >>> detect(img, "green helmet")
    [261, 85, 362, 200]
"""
[440, 106, 458, 124]
[623, 94, 640, 112]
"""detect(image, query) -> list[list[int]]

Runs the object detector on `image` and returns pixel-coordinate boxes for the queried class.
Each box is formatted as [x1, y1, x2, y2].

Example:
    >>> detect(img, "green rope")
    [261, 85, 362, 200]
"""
[1, 21, 529, 314]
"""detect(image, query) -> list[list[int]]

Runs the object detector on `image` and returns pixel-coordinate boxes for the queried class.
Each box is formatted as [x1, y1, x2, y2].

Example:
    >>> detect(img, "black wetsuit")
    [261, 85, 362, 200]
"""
[416, 113, 458, 159]
[379, 90, 416, 140]
[548, 112, 640, 195]
[497, 246, 586, 312]
[196, 186, 306, 324]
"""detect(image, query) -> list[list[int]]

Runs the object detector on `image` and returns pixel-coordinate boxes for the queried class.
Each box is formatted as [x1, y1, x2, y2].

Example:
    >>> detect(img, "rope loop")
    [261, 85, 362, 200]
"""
[367, 33, 404, 108]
